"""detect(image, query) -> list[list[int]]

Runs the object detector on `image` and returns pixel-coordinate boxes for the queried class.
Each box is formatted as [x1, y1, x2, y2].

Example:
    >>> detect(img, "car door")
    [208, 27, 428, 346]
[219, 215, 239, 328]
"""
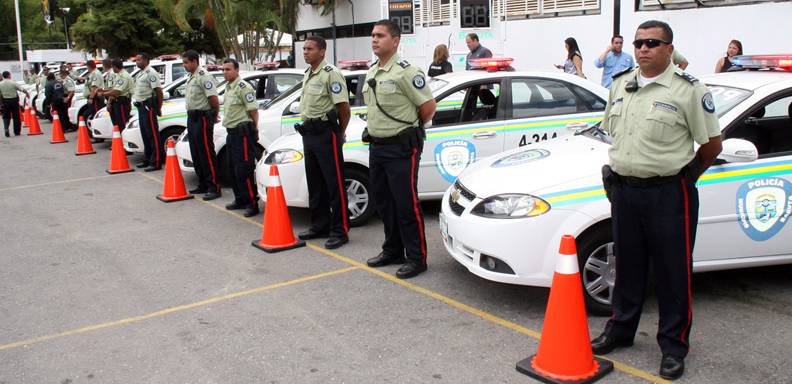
[696, 92, 792, 262]
[420, 78, 507, 194]
[501, 77, 605, 150]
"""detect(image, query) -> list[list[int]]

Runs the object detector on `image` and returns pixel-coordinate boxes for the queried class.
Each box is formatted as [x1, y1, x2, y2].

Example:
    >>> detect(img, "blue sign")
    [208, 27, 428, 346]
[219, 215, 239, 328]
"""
[435, 140, 476, 183]
[736, 177, 792, 241]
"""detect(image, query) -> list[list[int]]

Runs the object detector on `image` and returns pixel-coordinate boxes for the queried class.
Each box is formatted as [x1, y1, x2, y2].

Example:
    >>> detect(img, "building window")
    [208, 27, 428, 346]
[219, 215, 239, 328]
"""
[638, 0, 785, 11]
[492, 0, 600, 18]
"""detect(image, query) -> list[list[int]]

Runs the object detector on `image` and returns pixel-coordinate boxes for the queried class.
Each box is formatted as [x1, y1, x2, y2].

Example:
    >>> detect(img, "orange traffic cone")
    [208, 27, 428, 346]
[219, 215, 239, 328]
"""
[27, 110, 43, 135]
[106, 125, 133, 174]
[516, 235, 613, 384]
[50, 110, 68, 144]
[22, 104, 29, 128]
[156, 139, 193, 202]
[251, 165, 305, 253]
[75, 116, 96, 155]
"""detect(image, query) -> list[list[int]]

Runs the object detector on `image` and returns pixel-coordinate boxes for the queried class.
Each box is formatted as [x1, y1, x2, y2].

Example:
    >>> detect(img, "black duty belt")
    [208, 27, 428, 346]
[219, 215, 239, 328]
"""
[187, 109, 213, 117]
[614, 172, 681, 188]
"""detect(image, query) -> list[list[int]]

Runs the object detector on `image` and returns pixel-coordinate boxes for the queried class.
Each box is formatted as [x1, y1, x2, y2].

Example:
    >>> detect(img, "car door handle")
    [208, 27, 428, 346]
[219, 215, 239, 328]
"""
[565, 122, 589, 130]
[472, 130, 496, 139]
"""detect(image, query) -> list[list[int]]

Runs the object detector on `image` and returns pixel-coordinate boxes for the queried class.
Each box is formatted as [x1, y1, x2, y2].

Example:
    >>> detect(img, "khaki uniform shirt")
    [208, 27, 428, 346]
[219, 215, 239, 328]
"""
[362, 55, 433, 138]
[104, 70, 116, 91]
[112, 70, 134, 98]
[603, 63, 720, 178]
[222, 77, 257, 128]
[0, 79, 25, 99]
[83, 69, 105, 97]
[300, 60, 349, 120]
[185, 67, 218, 111]
[132, 66, 161, 101]
[60, 74, 76, 94]
[37, 75, 47, 92]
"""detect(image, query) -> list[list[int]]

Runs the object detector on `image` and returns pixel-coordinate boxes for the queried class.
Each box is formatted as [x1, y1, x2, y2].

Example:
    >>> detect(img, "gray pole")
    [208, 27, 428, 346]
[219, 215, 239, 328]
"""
[14, 0, 25, 77]
[332, 7, 337, 65]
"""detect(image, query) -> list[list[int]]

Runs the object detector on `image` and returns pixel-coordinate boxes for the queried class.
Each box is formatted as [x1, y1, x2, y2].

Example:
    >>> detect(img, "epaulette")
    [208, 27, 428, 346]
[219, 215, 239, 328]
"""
[675, 71, 698, 83]
[323, 65, 333, 72]
[304, 67, 311, 74]
[397, 60, 410, 69]
[371, 60, 379, 66]
[612, 67, 634, 80]
[239, 82, 247, 89]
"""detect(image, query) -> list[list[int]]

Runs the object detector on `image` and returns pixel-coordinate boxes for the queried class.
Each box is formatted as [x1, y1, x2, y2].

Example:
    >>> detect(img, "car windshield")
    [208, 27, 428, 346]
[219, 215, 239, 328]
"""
[706, 85, 753, 118]
[262, 82, 302, 110]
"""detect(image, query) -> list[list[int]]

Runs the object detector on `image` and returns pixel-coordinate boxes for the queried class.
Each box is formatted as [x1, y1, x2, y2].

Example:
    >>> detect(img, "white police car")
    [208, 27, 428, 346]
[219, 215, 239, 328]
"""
[259, 59, 609, 226]
[121, 69, 303, 166]
[440, 55, 792, 315]
[175, 67, 370, 186]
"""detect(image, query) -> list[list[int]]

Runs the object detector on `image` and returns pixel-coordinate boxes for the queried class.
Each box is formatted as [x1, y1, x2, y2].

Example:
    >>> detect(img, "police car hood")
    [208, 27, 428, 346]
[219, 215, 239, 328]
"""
[457, 134, 610, 198]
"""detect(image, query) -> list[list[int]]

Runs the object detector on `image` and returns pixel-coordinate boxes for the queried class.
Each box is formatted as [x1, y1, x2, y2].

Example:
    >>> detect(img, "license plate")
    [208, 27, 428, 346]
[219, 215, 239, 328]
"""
[439, 213, 448, 242]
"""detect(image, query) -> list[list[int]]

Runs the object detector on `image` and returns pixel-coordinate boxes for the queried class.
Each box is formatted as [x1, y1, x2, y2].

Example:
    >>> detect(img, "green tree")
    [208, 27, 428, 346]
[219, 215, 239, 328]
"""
[0, 0, 87, 60]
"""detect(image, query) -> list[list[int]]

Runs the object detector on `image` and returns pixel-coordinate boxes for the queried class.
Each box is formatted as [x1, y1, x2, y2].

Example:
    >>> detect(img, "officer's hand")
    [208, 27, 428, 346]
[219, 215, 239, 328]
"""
[215, 115, 220, 124]
[343, 133, 347, 143]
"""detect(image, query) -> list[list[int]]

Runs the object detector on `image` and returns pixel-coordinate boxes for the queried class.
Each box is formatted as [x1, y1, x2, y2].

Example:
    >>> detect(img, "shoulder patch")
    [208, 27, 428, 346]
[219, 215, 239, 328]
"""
[149, 75, 158, 82]
[244, 93, 255, 102]
[675, 71, 698, 83]
[701, 92, 715, 113]
[330, 81, 343, 94]
[204, 80, 213, 90]
[117, 79, 124, 86]
[412, 74, 426, 89]
[612, 67, 634, 80]
[397, 60, 410, 69]
[323, 65, 333, 72]
[198, 69, 206, 76]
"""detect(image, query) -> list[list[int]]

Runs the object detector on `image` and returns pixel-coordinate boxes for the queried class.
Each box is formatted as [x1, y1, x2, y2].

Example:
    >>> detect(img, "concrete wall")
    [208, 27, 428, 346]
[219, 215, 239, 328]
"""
[0, 61, 26, 80]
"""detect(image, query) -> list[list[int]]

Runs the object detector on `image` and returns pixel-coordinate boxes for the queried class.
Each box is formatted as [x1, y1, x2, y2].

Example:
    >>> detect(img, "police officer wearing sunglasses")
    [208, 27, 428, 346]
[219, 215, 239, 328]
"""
[591, 20, 722, 380]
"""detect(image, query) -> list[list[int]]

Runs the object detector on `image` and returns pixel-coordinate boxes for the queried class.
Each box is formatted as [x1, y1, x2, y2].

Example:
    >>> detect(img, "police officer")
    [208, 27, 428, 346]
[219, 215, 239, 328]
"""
[132, 53, 164, 172]
[0, 71, 29, 137]
[591, 20, 722, 380]
[102, 58, 134, 135]
[55, 67, 76, 132]
[363, 20, 436, 279]
[37, 67, 51, 120]
[221, 58, 260, 217]
[182, 50, 221, 200]
[81, 60, 105, 123]
[294, 36, 352, 250]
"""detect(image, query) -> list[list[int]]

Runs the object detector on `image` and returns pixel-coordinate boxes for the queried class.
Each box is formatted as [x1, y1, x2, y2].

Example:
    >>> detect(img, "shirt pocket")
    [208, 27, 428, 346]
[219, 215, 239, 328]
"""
[376, 81, 401, 106]
[645, 106, 683, 144]
[307, 83, 324, 96]
[606, 100, 624, 138]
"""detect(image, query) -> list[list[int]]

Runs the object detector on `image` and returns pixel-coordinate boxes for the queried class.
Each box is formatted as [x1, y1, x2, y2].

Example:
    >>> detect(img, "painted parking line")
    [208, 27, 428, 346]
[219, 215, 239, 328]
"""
[0, 174, 124, 193]
[136, 172, 670, 383]
[0, 266, 358, 352]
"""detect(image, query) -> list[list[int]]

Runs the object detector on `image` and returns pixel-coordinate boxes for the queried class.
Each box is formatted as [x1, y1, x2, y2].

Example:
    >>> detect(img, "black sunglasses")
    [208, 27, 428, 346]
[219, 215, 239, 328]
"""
[632, 39, 670, 49]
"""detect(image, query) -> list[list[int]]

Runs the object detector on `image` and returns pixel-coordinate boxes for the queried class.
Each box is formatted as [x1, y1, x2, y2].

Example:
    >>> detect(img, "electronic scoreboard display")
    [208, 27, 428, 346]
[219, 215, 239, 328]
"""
[460, 0, 490, 29]
[388, 0, 414, 35]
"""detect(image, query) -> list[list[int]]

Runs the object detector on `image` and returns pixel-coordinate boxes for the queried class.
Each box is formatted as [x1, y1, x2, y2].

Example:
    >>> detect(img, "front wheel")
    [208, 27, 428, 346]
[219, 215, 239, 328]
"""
[345, 167, 373, 227]
[159, 127, 185, 156]
[577, 225, 616, 316]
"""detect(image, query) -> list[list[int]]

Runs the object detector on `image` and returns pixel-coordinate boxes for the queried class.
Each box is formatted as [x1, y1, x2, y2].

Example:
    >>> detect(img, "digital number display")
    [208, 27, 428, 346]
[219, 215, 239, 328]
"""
[460, 0, 490, 29]
[388, 0, 414, 35]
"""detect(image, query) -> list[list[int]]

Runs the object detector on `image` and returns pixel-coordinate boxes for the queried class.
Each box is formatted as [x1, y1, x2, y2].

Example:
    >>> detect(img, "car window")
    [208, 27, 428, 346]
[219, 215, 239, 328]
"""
[171, 64, 186, 82]
[511, 78, 580, 119]
[432, 81, 501, 127]
[347, 76, 364, 106]
[707, 85, 752, 118]
[725, 93, 792, 157]
[572, 85, 606, 111]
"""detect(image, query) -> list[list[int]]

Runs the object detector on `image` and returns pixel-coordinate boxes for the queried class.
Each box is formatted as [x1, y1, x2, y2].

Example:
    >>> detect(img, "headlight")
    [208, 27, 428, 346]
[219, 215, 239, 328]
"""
[179, 130, 189, 142]
[127, 119, 139, 129]
[265, 149, 303, 164]
[471, 194, 550, 219]
[100, 110, 110, 118]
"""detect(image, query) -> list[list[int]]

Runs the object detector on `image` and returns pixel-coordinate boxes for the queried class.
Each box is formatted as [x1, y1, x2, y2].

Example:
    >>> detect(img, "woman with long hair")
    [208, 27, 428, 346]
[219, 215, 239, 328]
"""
[715, 39, 743, 73]
[428, 44, 453, 77]
[556, 37, 584, 77]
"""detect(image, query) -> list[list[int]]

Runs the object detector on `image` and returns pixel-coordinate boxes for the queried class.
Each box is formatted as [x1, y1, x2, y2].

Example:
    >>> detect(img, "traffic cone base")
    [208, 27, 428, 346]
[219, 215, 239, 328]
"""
[106, 168, 134, 175]
[28, 112, 43, 135]
[251, 165, 306, 253]
[251, 238, 305, 253]
[107, 125, 133, 174]
[516, 355, 613, 384]
[156, 139, 193, 202]
[50, 111, 68, 144]
[156, 194, 194, 203]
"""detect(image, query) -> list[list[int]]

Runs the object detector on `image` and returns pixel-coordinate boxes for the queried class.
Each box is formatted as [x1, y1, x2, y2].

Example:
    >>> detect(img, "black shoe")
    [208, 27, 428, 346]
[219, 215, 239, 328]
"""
[591, 333, 634, 355]
[395, 263, 427, 279]
[324, 237, 348, 249]
[136, 161, 150, 168]
[366, 252, 406, 268]
[202, 191, 221, 201]
[298, 230, 330, 240]
[225, 201, 245, 211]
[243, 204, 260, 217]
[659, 355, 684, 380]
[143, 166, 161, 172]
[91, 138, 105, 143]
[4, 131, 9, 137]
[189, 187, 208, 194]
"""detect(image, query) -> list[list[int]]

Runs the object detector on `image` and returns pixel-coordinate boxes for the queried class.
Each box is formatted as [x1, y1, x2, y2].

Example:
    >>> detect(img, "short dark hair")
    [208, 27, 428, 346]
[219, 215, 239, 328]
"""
[611, 35, 624, 43]
[86, 61, 96, 68]
[46, 73, 55, 81]
[2, 71, 10, 79]
[112, 58, 124, 70]
[222, 58, 239, 70]
[373, 19, 400, 38]
[467, 33, 480, 42]
[137, 52, 151, 61]
[637, 20, 673, 43]
[305, 36, 327, 50]
[182, 50, 200, 63]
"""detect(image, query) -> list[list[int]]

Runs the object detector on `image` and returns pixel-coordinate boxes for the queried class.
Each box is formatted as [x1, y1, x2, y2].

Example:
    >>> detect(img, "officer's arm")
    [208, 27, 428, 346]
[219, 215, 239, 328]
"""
[686, 86, 722, 180]
[155, 87, 164, 110]
[335, 102, 351, 133]
[678, 59, 689, 70]
[694, 136, 722, 177]
[418, 99, 436, 124]
[209, 95, 220, 122]
[247, 108, 259, 127]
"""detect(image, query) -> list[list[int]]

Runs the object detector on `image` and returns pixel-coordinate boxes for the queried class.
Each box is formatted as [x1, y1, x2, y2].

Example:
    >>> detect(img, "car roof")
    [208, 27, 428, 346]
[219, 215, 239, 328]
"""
[699, 71, 792, 90]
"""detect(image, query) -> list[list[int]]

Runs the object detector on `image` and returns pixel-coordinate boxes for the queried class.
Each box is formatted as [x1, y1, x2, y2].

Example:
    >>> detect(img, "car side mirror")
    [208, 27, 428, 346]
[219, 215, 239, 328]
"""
[289, 101, 300, 114]
[162, 91, 171, 100]
[717, 138, 758, 163]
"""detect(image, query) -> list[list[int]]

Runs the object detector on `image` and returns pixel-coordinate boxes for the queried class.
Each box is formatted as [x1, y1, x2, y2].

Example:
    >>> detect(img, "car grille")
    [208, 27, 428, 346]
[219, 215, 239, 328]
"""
[449, 199, 465, 216]
[454, 180, 476, 201]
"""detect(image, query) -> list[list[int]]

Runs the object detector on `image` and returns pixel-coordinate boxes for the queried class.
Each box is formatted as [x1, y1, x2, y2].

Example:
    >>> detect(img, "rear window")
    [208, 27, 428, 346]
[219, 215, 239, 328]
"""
[706, 85, 753, 118]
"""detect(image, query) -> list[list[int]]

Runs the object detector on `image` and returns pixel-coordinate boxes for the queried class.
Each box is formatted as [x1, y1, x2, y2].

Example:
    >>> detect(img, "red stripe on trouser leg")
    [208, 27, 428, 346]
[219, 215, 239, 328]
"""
[202, 116, 218, 192]
[409, 148, 427, 263]
[679, 179, 693, 344]
[120, 105, 126, 124]
[243, 136, 255, 202]
[149, 108, 159, 166]
[330, 132, 349, 234]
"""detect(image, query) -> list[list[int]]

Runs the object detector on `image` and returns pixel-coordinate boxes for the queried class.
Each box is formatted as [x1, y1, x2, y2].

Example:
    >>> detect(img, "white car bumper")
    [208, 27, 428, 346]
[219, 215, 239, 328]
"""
[256, 157, 309, 208]
[175, 137, 195, 173]
[440, 187, 595, 288]
[122, 126, 144, 153]
[90, 115, 114, 138]
[68, 98, 87, 124]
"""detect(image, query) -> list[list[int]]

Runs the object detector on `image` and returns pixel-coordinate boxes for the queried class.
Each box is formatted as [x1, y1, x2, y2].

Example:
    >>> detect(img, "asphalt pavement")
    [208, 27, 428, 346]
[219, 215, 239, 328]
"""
[1, 121, 790, 383]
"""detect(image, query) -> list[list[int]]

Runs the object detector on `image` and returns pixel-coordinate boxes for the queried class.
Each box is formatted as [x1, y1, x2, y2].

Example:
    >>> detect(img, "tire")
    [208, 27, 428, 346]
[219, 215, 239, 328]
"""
[159, 127, 184, 156]
[345, 167, 373, 227]
[217, 144, 264, 187]
[576, 224, 615, 316]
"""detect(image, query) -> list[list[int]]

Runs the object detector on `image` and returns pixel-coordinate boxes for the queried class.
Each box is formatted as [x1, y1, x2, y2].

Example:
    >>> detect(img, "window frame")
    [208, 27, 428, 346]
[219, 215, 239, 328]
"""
[503, 77, 591, 120]
[722, 89, 792, 159]
[431, 78, 508, 128]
